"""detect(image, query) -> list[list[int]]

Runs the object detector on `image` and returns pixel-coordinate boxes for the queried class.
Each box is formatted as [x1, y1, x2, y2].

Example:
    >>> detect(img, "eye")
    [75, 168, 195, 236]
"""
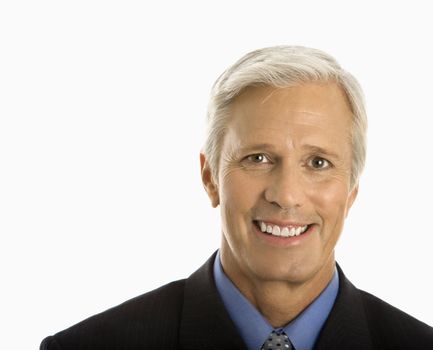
[308, 156, 331, 170]
[245, 153, 270, 164]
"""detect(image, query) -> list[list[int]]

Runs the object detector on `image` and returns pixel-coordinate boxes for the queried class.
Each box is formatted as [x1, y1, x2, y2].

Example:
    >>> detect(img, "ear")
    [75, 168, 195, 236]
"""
[345, 184, 359, 217]
[200, 153, 220, 208]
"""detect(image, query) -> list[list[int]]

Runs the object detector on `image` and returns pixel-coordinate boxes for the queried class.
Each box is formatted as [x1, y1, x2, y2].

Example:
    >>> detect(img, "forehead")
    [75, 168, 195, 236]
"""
[224, 83, 353, 151]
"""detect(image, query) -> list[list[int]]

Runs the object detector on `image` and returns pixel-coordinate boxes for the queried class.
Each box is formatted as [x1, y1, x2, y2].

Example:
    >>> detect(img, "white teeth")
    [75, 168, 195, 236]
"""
[258, 221, 309, 238]
[272, 225, 281, 236]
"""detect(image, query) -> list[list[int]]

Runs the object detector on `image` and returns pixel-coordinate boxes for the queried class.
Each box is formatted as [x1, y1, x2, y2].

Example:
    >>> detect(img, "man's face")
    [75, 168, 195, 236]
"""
[203, 82, 358, 286]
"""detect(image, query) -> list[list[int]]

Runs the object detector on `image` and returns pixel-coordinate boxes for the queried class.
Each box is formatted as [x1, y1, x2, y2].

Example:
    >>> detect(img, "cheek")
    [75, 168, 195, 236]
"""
[220, 172, 261, 209]
[219, 174, 263, 239]
[309, 181, 351, 226]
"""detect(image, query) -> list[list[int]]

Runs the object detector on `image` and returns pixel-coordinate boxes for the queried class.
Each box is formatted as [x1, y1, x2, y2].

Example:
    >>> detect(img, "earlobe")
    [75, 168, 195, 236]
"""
[200, 153, 220, 208]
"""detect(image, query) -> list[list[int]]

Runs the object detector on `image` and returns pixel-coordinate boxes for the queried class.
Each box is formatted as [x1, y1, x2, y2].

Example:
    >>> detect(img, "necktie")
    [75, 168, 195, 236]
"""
[260, 330, 294, 350]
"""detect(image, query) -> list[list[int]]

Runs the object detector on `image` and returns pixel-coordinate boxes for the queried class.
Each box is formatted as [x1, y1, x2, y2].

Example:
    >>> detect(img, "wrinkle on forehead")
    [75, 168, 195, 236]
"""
[237, 85, 350, 129]
[248, 83, 351, 113]
[225, 82, 353, 156]
[260, 89, 333, 119]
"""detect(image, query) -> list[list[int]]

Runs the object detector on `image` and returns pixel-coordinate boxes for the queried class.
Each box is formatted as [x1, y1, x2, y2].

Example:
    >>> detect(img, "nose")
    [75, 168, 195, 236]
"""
[264, 164, 306, 210]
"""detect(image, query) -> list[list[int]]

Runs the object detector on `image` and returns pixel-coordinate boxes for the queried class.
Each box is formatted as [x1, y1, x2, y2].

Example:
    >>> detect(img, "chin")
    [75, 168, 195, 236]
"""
[248, 254, 324, 284]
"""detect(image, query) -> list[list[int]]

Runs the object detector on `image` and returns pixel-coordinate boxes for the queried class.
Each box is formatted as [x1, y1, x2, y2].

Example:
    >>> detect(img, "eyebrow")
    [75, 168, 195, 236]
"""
[237, 143, 342, 160]
[302, 145, 341, 160]
[237, 143, 278, 153]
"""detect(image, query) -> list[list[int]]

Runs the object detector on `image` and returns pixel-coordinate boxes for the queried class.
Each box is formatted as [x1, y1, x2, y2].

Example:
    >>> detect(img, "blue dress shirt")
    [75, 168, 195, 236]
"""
[213, 251, 339, 350]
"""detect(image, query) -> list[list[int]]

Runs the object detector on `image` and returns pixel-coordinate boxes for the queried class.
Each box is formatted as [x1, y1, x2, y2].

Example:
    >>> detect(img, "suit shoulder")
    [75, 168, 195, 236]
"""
[41, 279, 186, 350]
[359, 289, 433, 348]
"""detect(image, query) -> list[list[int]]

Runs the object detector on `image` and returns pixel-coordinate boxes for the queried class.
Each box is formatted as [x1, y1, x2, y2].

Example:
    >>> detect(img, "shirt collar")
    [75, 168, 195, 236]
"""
[213, 251, 339, 350]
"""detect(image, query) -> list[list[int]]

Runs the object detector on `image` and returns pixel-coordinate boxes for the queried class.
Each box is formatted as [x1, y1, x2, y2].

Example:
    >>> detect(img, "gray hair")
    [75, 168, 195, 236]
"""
[203, 45, 367, 189]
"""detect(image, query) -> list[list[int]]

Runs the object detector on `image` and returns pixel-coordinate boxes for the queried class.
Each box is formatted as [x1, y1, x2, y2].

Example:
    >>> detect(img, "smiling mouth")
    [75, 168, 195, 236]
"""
[253, 220, 312, 238]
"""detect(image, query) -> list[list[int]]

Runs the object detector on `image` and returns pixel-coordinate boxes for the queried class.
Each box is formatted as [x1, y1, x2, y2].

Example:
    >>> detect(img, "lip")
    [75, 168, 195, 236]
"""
[252, 220, 316, 247]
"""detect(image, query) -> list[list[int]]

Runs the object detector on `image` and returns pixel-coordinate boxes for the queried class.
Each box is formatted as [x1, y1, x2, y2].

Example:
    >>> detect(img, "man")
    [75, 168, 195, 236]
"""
[41, 46, 433, 349]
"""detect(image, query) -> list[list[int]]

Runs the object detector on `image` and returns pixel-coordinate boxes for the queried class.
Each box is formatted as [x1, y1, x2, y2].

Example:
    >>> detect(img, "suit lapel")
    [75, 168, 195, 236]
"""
[179, 252, 247, 350]
[179, 255, 374, 350]
[314, 264, 374, 350]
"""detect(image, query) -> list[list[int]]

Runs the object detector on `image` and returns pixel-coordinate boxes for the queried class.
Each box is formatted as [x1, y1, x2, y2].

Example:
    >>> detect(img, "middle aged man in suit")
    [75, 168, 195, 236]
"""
[41, 46, 433, 349]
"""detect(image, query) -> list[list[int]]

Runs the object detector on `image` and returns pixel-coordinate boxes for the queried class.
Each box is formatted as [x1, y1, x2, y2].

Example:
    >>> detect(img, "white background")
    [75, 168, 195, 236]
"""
[1, 1, 433, 348]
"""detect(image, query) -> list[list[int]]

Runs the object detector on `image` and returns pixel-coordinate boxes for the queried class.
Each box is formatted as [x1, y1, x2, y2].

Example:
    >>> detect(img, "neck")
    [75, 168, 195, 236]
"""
[220, 250, 335, 328]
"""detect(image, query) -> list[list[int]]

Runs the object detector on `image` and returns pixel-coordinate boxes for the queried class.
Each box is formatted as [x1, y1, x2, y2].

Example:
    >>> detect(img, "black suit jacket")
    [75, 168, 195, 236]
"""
[41, 252, 433, 349]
